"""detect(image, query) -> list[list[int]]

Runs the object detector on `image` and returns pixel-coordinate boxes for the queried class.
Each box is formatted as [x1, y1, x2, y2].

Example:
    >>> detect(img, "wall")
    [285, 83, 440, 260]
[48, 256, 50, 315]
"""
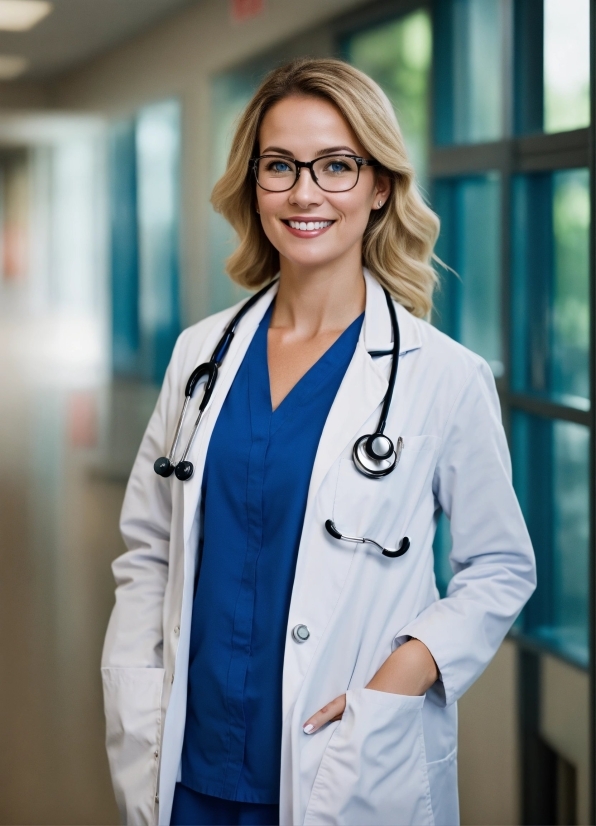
[49, 0, 367, 326]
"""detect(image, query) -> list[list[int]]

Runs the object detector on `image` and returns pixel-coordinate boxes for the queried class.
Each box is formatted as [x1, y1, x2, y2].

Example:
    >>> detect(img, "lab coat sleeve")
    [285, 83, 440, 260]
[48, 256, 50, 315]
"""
[395, 360, 536, 707]
[102, 331, 186, 670]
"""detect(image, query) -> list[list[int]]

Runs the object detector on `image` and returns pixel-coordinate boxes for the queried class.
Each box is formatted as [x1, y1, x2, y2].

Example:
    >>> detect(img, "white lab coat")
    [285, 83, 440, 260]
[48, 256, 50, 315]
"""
[102, 270, 536, 826]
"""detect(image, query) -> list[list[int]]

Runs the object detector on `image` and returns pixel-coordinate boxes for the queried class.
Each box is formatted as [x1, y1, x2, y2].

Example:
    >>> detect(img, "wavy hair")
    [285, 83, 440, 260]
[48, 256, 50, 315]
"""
[211, 57, 440, 317]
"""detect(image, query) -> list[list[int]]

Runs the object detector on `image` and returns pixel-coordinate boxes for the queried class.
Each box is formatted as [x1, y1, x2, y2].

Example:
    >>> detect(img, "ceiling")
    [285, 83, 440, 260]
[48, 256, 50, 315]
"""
[0, 0, 199, 80]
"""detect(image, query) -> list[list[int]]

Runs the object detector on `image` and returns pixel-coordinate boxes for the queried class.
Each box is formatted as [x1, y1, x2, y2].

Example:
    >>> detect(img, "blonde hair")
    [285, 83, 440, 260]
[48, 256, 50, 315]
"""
[211, 57, 439, 317]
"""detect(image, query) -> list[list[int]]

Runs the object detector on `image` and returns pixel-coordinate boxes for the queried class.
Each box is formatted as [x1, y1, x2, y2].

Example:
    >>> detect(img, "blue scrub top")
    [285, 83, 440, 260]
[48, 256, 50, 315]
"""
[180, 301, 364, 804]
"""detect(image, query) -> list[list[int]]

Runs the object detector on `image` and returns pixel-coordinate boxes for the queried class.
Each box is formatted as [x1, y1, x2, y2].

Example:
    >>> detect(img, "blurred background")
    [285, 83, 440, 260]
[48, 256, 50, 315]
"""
[0, 0, 592, 823]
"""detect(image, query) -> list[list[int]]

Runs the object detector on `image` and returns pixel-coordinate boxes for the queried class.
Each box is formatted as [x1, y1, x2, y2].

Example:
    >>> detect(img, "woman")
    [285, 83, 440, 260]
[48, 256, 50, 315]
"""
[102, 58, 536, 826]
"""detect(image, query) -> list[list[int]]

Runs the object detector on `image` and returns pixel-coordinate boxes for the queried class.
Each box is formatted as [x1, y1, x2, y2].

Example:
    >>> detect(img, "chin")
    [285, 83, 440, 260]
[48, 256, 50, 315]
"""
[280, 251, 340, 270]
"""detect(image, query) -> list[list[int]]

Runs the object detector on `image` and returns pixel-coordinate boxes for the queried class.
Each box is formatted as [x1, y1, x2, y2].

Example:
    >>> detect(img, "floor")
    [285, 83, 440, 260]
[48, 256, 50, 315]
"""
[0, 282, 127, 825]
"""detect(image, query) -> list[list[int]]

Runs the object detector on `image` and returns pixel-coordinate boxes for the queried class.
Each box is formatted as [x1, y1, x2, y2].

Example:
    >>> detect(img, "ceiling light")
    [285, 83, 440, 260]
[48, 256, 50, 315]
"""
[0, 1, 52, 31]
[0, 54, 28, 79]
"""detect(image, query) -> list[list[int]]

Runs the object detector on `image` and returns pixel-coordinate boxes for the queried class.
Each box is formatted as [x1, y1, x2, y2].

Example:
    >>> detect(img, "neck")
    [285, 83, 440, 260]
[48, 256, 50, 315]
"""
[273, 250, 366, 335]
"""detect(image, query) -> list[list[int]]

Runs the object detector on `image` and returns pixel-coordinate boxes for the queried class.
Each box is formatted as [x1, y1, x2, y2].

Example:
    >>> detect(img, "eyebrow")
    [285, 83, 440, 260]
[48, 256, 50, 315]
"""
[260, 145, 358, 158]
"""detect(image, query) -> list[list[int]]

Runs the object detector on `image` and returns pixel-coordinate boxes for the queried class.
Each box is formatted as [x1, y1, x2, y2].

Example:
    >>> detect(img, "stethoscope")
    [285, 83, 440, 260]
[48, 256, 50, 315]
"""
[154, 279, 409, 558]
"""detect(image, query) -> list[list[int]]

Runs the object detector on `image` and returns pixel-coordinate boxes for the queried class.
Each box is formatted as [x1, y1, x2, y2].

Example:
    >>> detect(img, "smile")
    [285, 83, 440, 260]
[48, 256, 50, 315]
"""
[287, 220, 333, 230]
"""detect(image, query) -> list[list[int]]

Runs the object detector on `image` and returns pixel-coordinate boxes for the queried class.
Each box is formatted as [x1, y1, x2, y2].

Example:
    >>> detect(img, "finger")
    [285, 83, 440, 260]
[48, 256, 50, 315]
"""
[303, 694, 346, 735]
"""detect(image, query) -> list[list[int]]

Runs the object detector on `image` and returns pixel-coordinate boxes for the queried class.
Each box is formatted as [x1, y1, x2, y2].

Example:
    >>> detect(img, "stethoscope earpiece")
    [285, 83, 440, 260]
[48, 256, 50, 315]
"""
[175, 461, 194, 481]
[154, 457, 175, 477]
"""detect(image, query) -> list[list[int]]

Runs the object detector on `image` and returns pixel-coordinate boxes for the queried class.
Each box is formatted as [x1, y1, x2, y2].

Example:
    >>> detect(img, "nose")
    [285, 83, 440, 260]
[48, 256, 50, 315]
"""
[289, 166, 323, 208]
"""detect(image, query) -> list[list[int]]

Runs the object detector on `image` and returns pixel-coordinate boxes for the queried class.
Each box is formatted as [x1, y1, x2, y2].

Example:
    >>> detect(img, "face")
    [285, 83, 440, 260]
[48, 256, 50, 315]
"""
[255, 95, 390, 273]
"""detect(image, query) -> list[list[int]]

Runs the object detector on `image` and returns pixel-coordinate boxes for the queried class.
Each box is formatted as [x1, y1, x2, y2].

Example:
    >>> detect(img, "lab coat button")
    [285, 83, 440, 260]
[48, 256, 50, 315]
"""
[292, 624, 310, 643]
[154, 749, 159, 759]
[174, 626, 180, 635]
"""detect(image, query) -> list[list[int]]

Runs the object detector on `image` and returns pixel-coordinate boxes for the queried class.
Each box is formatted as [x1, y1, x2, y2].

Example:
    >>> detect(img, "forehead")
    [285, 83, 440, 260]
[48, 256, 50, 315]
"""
[258, 95, 366, 157]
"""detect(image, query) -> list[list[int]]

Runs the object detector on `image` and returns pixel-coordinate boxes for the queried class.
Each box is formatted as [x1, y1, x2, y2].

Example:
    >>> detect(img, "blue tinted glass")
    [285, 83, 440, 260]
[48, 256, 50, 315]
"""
[433, 511, 453, 598]
[136, 99, 181, 383]
[209, 72, 258, 314]
[512, 169, 589, 405]
[513, 412, 589, 667]
[343, 10, 432, 185]
[435, 0, 504, 145]
[109, 119, 139, 376]
[433, 174, 503, 375]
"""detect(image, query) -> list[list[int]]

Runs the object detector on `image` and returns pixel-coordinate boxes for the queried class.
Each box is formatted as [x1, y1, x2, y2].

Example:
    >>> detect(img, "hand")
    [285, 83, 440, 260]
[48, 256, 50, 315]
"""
[302, 639, 439, 735]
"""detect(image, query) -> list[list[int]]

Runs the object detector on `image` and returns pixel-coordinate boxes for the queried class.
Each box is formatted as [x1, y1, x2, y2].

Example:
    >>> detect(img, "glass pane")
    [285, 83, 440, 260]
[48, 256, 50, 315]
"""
[209, 71, 258, 315]
[433, 511, 453, 598]
[136, 99, 181, 383]
[544, 0, 590, 133]
[513, 412, 589, 667]
[343, 10, 431, 185]
[109, 120, 139, 376]
[433, 174, 503, 375]
[435, 0, 504, 145]
[512, 168, 589, 405]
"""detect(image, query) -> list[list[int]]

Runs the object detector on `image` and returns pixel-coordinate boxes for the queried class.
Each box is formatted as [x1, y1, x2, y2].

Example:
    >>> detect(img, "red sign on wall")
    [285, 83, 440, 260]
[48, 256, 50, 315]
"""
[230, 0, 264, 23]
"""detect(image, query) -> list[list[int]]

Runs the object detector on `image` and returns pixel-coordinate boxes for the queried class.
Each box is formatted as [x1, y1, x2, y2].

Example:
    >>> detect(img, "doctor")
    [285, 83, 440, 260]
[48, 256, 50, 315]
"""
[101, 58, 536, 826]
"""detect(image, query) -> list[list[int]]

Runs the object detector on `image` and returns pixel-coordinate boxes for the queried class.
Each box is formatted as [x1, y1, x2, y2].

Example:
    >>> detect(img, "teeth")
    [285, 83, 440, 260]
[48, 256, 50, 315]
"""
[288, 220, 332, 230]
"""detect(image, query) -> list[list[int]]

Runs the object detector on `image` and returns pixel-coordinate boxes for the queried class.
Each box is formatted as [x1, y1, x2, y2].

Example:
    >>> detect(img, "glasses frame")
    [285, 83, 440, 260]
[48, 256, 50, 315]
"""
[251, 153, 380, 193]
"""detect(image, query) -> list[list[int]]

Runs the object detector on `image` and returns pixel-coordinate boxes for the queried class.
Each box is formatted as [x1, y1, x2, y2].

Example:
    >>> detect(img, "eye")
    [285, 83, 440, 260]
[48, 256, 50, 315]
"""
[323, 158, 351, 174]
[265, 159, 293, 174]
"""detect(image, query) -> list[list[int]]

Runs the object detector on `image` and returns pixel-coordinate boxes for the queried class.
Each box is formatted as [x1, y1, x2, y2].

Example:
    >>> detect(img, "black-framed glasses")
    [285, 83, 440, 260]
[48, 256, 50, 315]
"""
[251, 154, 380, 193]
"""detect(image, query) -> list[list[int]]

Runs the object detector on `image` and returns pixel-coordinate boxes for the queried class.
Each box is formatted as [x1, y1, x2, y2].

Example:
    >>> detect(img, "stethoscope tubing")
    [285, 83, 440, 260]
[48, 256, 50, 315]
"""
[155, 278, 404, 489]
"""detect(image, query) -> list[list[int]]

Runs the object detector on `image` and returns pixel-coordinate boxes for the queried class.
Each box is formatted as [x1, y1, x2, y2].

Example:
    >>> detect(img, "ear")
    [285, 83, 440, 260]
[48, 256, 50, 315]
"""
[374, 172, 391, 208]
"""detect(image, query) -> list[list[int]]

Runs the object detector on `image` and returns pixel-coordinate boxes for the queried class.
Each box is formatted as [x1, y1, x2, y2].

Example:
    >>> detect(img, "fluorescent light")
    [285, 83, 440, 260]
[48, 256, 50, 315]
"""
[0, 55, 28, 79]
[0, 1, 52, 31]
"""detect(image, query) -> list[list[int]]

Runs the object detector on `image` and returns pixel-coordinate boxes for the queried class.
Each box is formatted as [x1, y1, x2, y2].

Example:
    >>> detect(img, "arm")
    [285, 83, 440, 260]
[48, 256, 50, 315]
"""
[393, 360, 536, 706]
[303, 360, 536, 732]
[102, 332, 185, 669]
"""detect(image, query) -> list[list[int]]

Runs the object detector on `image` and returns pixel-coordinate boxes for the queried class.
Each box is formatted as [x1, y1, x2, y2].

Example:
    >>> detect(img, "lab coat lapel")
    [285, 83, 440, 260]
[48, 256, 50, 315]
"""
[181, 283, 279, 544]
[306, 270, 399, 500]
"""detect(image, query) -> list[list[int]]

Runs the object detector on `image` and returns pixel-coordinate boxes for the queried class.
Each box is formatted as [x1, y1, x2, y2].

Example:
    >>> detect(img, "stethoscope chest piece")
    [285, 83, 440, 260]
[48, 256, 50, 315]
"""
[353, 434, 404, 478]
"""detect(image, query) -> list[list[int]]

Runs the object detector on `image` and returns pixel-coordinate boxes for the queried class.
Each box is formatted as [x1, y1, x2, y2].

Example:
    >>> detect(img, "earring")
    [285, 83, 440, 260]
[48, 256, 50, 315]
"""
[378, 200, 383, 208]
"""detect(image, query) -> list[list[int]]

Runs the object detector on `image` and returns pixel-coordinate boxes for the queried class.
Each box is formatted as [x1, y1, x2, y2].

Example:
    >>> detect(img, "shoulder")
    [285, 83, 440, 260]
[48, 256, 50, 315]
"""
[169, 299, 246, 372]
[400, 308, 499, 412]
[415, 315, 488, 373]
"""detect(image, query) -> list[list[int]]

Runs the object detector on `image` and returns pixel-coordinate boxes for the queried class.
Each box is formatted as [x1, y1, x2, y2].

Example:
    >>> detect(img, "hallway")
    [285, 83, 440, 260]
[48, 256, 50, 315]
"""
[0, 285, 121, 824]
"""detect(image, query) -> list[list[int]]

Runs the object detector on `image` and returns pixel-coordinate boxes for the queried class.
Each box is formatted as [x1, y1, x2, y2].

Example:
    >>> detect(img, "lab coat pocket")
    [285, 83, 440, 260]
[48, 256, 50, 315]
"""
[304, 688, 434, 826]
[332, 435, 438, 543]
[102, 666, 165, 826]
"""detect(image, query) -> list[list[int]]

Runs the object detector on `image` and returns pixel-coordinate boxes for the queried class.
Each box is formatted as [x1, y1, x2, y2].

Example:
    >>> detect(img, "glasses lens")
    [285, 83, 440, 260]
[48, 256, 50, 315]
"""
[313, 156, 359, 192]
[256, 156, 297, 191]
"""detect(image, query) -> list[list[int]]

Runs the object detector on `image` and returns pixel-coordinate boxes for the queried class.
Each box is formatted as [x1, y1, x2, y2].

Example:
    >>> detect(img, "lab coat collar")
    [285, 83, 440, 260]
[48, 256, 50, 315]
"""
[362, 268, 421, 356]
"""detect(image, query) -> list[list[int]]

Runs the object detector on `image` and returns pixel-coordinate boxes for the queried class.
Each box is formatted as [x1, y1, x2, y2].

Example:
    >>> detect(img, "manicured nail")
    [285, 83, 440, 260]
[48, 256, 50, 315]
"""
[303, 724, 315, 734]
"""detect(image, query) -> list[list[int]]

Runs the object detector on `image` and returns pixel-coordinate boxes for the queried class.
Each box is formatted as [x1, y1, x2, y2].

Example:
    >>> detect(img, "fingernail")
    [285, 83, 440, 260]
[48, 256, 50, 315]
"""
[303, 724, 315, 734]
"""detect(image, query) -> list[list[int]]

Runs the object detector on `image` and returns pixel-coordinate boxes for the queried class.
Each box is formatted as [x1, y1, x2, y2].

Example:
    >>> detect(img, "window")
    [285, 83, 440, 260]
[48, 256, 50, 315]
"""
[434, 0, 505, 145]
[513, 412, 589, 666]
[428, 0, 591, 668]
[208, 72, 257, 315]
[434, 173, 503, 375]
[109, 99, 181, 383]
[342, 9, 432, 184]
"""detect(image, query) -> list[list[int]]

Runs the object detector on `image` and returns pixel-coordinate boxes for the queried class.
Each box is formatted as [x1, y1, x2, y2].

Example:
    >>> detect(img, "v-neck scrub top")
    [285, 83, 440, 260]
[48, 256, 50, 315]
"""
[180, 302, 364, 804]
